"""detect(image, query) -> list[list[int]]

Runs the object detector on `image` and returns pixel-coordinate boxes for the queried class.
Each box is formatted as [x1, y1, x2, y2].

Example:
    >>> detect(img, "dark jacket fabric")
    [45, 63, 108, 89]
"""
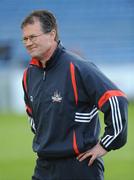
[22, 43, 128, 158]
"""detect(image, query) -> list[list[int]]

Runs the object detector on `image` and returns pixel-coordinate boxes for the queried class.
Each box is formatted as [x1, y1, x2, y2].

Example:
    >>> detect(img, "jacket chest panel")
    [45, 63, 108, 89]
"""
[28, 69, 70, 114]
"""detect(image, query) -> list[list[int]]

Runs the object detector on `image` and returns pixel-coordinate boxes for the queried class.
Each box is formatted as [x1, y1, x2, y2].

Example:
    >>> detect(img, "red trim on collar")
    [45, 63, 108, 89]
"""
[30, 58, 43, 68]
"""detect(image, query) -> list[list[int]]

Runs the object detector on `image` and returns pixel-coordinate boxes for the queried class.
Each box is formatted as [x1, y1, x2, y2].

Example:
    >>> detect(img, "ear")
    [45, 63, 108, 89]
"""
[50, 29, 56, 40]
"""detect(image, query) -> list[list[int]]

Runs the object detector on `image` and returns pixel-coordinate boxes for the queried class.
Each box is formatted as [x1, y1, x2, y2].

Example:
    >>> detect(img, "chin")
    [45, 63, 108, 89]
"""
[30, 52, 39, 58]
[31, 54, 41, 60]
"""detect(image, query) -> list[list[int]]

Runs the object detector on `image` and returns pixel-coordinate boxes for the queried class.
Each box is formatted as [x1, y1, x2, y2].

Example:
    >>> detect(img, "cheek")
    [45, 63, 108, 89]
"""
[37, 37, 52, 51]
[42, 40, 51, 49]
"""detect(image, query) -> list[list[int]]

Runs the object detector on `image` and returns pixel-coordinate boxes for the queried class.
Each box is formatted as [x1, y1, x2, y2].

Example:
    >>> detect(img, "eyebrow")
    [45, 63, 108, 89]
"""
[23, 34, 36, 38]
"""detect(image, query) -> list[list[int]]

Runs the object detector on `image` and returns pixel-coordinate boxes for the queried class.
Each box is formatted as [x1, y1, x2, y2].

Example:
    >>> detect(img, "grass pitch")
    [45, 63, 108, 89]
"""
[0, 102, 133, 180]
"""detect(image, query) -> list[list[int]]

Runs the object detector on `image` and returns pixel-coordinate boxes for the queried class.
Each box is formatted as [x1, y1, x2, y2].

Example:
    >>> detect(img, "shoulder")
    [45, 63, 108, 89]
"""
[22, 68, 28, 81]
[61, 47, 96, 70]
[22, 63, 33, 86]
[65, 51, 99, 76]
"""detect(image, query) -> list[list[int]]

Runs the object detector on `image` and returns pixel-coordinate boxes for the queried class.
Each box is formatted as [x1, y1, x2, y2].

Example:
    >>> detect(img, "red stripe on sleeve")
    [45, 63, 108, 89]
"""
[23, 68, 28, 93]
[98, 90, 127, 109]
[26, 104, 32, 115]
[73, 130, 80, 155]
[70, 62, 78, 105]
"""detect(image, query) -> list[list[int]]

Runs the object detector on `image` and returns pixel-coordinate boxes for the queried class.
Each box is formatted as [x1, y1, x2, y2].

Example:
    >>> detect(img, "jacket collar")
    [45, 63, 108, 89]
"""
[29, 41, 64, 69]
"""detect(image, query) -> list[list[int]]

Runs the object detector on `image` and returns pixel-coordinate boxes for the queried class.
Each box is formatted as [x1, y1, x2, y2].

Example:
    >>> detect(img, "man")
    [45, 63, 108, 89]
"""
[21, 10, 128, 180]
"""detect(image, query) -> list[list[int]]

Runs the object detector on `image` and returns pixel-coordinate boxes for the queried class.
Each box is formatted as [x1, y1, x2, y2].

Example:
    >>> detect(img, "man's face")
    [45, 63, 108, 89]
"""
[22, 20, 55, 59]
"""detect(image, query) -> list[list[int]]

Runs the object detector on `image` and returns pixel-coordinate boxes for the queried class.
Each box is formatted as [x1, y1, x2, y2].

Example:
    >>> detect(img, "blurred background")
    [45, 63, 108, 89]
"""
[0, 0, 133, 180]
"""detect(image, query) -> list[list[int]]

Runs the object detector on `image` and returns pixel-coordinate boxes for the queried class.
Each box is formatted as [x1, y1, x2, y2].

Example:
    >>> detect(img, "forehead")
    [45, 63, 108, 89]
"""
[22, 20, 43, 36]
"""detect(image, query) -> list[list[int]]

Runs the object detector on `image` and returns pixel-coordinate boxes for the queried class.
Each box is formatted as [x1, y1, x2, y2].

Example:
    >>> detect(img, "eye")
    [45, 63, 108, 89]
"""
[29, 35, 37, 41]
[23, 37, 28, 41]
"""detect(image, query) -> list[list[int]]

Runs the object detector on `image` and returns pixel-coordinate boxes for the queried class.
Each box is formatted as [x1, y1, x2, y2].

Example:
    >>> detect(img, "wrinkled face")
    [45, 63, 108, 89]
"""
[22, 20, 56, 59]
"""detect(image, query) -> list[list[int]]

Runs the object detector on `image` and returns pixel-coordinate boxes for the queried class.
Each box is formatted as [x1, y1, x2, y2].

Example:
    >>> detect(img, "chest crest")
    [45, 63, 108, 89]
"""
[52, 90, 63, 103]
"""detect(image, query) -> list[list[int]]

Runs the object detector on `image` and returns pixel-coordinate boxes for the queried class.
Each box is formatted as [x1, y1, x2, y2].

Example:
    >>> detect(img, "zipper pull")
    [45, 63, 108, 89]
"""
[43, 71, 46, 80]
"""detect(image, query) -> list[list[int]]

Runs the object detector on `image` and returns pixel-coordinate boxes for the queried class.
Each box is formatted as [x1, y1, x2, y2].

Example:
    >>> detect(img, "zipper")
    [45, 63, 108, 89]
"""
[43, 70, 46, 80]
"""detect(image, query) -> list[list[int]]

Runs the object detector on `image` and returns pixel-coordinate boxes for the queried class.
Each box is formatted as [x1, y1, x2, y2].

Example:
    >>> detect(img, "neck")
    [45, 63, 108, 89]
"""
[40, 41, 58, 68]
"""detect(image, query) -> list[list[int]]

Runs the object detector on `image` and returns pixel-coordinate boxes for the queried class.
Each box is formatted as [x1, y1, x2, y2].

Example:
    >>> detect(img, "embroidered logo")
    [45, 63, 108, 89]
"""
[52, 91, 62, 103]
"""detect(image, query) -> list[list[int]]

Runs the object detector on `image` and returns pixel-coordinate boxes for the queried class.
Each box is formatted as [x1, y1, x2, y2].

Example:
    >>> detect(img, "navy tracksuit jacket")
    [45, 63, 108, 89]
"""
[22, 43, 128, 159]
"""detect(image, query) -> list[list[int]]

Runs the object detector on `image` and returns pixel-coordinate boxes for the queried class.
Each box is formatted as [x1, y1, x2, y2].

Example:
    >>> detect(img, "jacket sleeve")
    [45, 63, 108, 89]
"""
[76, 61, 128, 151]
[99, 93, 128, 151]
[22, 68, 36, 134]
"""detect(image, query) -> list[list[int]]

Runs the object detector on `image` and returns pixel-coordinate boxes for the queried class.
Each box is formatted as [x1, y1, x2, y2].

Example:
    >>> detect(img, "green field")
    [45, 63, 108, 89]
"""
[0, 102, 134, 180]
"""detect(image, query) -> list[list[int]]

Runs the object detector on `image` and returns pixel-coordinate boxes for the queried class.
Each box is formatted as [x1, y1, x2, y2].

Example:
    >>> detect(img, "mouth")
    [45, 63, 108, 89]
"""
[28, 47, 37, 53]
